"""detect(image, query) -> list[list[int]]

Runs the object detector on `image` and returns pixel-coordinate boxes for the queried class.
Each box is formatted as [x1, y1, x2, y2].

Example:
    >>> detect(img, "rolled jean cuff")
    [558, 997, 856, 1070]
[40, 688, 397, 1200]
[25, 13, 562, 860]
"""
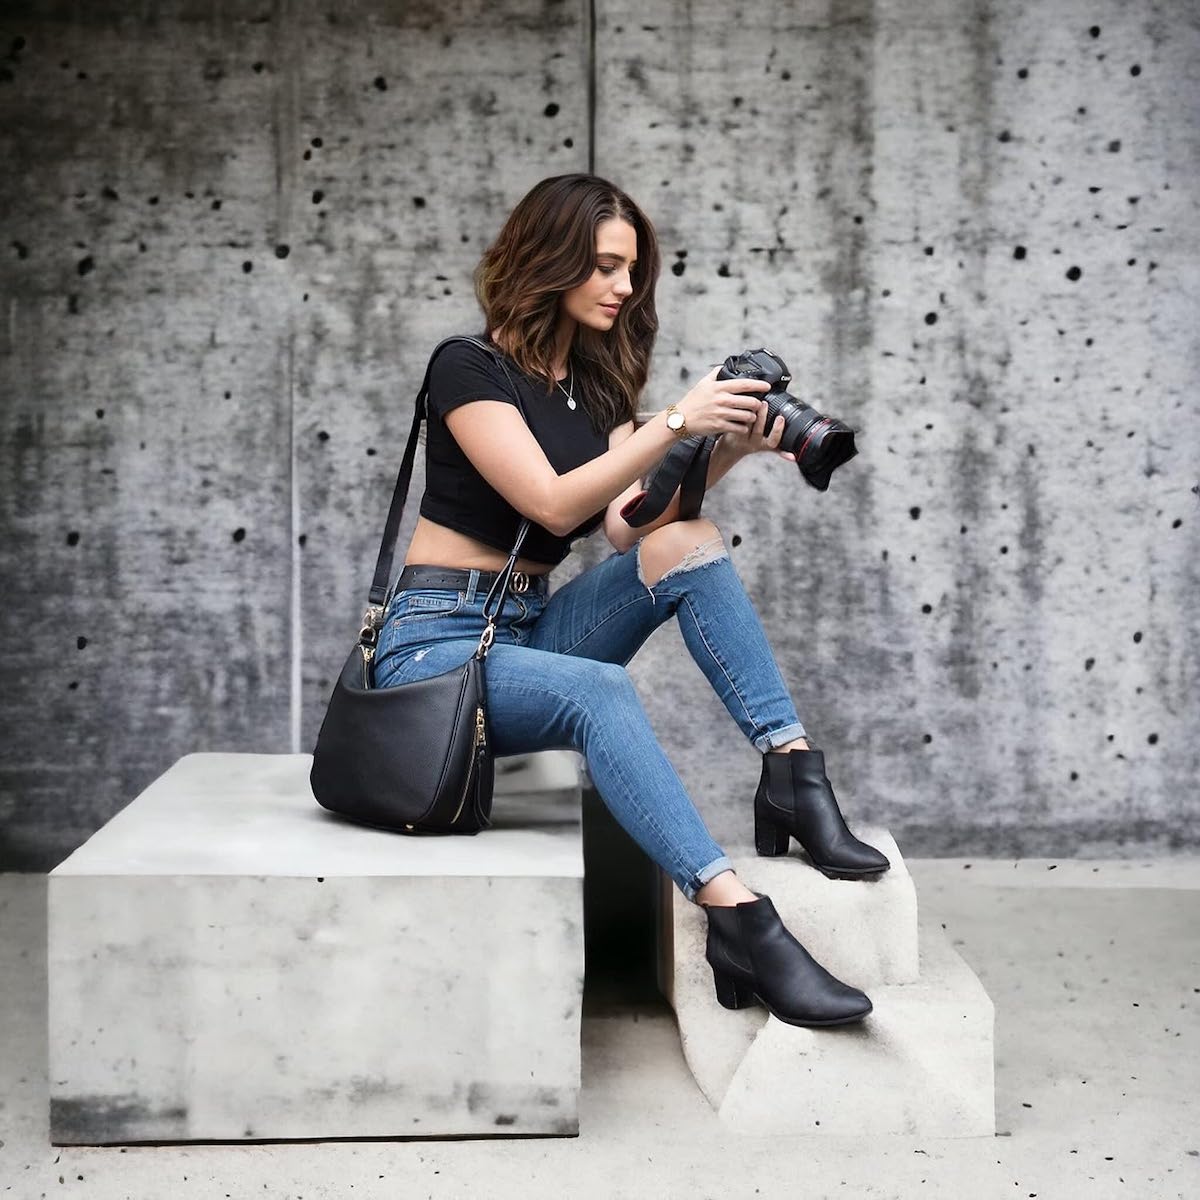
[754, 721, 808, 753]
[685, 854, 736, 902]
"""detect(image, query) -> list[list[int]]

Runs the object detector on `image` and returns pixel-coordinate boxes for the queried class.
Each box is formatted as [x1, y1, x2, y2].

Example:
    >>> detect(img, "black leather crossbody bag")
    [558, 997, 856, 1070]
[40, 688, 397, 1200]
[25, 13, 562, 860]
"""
[310, 336, 530, 835]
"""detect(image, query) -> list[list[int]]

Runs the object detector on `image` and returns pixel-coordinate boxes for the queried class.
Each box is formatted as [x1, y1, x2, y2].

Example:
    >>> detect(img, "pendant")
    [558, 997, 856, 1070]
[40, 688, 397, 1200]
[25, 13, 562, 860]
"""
[567, 398, 577, 410]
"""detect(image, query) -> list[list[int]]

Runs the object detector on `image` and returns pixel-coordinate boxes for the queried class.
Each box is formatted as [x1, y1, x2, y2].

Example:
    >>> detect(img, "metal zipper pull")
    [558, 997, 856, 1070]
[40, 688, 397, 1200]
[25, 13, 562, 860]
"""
[475, 706, 486, 746]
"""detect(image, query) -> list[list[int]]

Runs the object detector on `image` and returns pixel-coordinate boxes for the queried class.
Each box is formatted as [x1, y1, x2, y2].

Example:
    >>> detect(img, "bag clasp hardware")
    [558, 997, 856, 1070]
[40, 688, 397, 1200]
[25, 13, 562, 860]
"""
[511, 571, 531, 594]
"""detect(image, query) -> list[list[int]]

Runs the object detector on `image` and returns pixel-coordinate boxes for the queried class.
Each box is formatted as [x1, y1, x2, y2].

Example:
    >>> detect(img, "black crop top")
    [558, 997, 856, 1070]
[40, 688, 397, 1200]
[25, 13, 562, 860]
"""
[418, 336, 612, 566]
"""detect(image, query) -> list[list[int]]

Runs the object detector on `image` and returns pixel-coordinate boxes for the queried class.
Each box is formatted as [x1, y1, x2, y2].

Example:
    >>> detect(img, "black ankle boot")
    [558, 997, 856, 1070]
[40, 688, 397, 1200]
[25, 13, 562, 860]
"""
[755, 747, 891, 879]
[702, 893, 872, 1026]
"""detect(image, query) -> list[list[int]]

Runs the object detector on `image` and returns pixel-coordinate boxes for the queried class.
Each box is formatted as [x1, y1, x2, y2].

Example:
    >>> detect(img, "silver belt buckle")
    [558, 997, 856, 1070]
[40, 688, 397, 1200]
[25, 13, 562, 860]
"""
[511, 571, 530, 594]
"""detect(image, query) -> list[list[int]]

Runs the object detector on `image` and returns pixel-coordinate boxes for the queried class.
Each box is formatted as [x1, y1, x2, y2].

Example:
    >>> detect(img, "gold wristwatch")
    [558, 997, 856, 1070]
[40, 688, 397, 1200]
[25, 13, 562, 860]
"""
[664, 404, 687, 439]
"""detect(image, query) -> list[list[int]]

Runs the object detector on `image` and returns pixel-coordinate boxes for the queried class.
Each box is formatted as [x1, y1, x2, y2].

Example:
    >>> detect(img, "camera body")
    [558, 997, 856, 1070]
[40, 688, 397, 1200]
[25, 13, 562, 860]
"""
[716, 348, 857, 491]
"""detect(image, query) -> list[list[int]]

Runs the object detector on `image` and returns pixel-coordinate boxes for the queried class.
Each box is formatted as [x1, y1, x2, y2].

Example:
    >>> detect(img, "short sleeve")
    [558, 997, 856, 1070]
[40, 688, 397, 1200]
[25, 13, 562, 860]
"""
[426, 339, 520, 421]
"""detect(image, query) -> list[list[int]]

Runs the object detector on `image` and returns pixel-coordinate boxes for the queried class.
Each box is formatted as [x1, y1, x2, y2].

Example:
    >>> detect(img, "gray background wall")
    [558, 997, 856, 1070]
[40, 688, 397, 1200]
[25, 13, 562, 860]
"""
[1, 0, 1196, 871]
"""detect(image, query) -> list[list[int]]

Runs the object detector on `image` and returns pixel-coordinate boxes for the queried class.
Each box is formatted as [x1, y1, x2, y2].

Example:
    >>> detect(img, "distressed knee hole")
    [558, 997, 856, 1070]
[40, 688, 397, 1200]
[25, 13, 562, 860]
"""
[658, 535, 728, 581]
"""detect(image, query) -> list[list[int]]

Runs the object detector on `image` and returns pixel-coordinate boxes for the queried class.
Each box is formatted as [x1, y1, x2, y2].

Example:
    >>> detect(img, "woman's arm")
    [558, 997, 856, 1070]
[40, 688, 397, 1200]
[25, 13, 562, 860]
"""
[443, 370, 769, 538]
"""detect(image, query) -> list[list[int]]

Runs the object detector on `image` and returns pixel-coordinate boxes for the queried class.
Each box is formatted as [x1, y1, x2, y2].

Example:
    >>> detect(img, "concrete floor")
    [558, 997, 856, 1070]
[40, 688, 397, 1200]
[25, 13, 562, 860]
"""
[2, 859, 1197, 1200]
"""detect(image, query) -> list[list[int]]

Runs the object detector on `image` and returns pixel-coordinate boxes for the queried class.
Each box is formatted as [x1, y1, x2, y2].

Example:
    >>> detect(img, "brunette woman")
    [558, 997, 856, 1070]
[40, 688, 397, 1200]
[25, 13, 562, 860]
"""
[374, 174, 888, 1026]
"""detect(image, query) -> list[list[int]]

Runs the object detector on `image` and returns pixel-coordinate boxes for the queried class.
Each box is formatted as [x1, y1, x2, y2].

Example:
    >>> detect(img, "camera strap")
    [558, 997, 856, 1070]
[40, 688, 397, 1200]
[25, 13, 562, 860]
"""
[619, 434, 717, 528]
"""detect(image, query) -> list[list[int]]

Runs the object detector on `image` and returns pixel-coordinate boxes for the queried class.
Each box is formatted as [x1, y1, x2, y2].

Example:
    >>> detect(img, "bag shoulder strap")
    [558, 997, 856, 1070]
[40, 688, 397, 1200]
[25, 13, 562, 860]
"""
[366, 335, 529, 608]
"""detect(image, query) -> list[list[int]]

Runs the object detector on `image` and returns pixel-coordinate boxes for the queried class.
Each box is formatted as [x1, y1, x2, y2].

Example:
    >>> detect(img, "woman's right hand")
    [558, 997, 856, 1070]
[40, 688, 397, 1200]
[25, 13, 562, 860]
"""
[674, 366, 771, 437]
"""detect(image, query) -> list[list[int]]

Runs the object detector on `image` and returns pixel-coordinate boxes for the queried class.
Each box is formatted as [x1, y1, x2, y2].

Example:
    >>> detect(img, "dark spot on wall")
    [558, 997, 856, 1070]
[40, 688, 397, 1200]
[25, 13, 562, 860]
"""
[717, 263, 731, 277]
[909, 506, 921, 520]
[95, 408, 104, 418]
[68, 681, 79, 690]
[412, 196, 426, 208]
[224, 391, 232, 399]
[997, 129, 1011, 142]
[1147, 733, 1158, 745]
[494, 1114, 516, 1125]
[11, 240, 28, 258]
[365, 447, 376, 456]
[317, 430, 329, 442]
[1084, 657, 1095, 670]
[563, 137, 573, 148]
[924, 246, 934, 256]
[76, 636, 88, 650]
[1017, 67, 1028, 79]
[1089, 25, 1101, 37]
[1132, 631, 1142, 643]
[274, 244, 290, 259]
[671, 261, 685, 276]
[1013, 245, 1027, 260]
[252, 61, 265, 73]
[1107, 139, 1121, 153]
[242, 261, 252, 273]
[232, 527, 246, 542]
[1171, 518, 1182, 528]
[67, 294, 79, 314]
[1130, 64, 1141, 76]
[1070, 771, 1078, 781]
[66, 531, 80, 546]
[924, 312, 938, 325]
[101, 186, 118, 201]
[544, 102, 559, 117]
[923, 733, 933, 743]
[1066, 265, 1082, 281]
[730, 534, 742, 547]
[77, 256, 94, 276]
[211, 199, 222, 210]
[298, 534, 307, 547]
[373, 75, 387, 90]
[960, 524, 968, 533]
[781, 70, 791, 81]
[312, 189, 324, 204]
[148, 195, 159, 205]
[311, 136, 323, 147]
[921, 603, 932, 614]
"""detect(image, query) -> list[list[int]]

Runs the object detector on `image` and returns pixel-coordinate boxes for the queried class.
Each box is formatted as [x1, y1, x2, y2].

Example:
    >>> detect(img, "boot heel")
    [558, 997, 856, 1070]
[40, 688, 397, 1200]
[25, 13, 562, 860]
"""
[711, 967, 758, 1010]
[754, 802, 791, 856]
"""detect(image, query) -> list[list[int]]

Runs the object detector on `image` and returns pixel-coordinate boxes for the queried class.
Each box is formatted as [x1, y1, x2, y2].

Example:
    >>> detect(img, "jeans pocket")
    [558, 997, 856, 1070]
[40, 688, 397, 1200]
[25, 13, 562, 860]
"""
[388, 588, 464, 627]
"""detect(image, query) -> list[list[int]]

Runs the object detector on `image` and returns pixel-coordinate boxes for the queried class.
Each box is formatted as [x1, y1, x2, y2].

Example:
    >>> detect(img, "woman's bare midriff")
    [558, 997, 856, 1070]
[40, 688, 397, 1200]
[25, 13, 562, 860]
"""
[403, 515, 556, 576]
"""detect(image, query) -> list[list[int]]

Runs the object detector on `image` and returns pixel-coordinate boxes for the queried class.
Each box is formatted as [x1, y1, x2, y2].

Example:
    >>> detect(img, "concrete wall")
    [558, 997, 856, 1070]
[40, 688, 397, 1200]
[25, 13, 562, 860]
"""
[2, 0, 1197, 870]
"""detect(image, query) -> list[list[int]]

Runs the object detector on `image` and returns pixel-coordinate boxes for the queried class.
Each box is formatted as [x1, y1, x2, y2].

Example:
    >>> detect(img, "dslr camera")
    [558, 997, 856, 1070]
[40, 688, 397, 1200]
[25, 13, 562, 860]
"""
[716, 348, 857, 491]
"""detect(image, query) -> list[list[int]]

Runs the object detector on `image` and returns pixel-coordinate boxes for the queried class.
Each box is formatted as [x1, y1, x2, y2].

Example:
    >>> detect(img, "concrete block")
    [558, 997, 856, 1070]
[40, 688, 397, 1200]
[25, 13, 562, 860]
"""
[660, 838, 994, 1136]
[48, 752, 584, 1143]
[717, 925, 995, 1137]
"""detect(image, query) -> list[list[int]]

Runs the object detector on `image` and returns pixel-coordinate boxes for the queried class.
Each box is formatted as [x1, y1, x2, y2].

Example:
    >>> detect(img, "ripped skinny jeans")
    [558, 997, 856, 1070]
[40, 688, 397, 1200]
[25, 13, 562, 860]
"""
[372, 530, 807, 902]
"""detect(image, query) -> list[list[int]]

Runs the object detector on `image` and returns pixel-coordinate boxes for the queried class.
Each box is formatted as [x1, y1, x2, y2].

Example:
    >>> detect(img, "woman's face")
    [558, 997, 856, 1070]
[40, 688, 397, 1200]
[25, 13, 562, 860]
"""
[560, 218, 637, 332]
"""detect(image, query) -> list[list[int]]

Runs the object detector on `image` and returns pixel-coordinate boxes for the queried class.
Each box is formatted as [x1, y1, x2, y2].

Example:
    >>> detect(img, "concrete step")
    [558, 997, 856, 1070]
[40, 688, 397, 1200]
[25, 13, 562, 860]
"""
[48, 751, 585, 1143]
[658, 840, 995, 1137]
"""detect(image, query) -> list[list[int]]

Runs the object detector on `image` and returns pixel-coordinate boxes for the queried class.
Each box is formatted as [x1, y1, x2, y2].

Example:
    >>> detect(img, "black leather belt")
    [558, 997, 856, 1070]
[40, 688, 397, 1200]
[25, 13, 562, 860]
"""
[394, 564, 549, 597]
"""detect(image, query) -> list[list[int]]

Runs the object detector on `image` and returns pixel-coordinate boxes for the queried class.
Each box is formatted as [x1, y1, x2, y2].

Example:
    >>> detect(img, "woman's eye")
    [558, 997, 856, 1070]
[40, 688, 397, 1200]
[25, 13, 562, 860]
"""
[597, 265, 616, 275]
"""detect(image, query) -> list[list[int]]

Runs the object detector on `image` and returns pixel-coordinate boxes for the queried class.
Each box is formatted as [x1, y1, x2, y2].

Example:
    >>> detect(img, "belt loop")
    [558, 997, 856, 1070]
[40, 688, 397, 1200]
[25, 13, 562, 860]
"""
[466, 569, 479, 604]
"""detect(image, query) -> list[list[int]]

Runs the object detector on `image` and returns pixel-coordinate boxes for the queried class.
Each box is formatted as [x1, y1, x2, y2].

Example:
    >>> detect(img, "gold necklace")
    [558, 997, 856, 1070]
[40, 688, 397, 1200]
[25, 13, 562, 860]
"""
[554, 368, 577, 410]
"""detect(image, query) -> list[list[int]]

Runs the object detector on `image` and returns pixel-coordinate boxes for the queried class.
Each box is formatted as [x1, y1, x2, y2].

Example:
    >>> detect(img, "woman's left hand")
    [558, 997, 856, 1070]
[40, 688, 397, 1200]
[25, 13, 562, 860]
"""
[722, 399, 795, 462]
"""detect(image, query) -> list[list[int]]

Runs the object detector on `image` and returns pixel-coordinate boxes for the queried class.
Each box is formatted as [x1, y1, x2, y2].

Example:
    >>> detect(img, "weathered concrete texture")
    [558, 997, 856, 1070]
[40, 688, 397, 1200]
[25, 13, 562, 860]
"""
[595, 0, 1200, 858]
[292, 2, 591, 744]
[47, 753, 586, 1142]
[0, 1, 589, 869]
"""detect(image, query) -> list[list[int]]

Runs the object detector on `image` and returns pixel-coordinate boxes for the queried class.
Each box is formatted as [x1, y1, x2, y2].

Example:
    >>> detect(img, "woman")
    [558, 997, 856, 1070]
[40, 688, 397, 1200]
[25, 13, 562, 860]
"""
[375, 174, 889, 1027]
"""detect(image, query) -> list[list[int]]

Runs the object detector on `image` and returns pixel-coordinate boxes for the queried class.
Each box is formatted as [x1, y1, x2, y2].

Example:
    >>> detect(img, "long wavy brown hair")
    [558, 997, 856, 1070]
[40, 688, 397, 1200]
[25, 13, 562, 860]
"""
[474, 174, 661, 432]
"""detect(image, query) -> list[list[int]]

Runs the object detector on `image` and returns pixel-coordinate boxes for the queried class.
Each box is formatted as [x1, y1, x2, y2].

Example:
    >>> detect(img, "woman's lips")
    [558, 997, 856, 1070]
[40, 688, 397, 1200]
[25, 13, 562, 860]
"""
[600, 303, 621, 315]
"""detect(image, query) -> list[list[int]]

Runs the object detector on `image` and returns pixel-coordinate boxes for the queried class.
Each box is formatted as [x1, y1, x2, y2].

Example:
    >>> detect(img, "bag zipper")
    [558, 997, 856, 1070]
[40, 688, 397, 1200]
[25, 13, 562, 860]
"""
[450, 705, 488, 826]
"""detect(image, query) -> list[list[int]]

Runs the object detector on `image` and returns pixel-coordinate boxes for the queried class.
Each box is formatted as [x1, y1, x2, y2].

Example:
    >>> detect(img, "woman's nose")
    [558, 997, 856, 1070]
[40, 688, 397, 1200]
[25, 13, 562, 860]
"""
[614, 273, 634, 297]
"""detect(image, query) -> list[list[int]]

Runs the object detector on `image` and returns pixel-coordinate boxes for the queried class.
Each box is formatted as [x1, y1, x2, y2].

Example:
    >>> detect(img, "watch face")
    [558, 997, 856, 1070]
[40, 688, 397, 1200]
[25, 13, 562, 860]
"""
[667, 411, 684, 430]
